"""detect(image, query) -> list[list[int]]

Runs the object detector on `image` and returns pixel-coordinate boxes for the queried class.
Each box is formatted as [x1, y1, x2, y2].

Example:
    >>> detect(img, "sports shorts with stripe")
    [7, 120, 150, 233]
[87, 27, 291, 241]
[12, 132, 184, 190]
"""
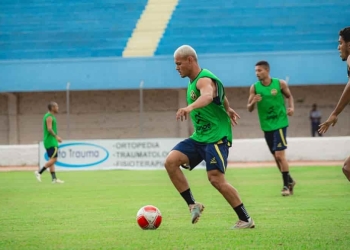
[172, 137, 231, 173]
[46, 147, 58, 159]
[264, 126, 288, 154]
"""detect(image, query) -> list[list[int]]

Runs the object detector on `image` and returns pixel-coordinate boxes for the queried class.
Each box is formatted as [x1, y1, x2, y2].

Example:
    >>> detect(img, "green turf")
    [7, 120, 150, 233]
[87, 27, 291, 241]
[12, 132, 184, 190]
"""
[0, 166, 349, 250]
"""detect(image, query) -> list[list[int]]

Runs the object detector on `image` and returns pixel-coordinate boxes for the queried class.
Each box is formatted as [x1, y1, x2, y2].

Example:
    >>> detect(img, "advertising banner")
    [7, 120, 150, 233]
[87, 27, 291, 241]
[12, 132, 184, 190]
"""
[39, 138, 206, 171]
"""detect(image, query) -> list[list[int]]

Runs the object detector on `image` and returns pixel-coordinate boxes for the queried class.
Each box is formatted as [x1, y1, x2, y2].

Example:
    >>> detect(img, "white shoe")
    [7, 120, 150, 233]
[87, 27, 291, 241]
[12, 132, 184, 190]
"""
[231, 218, 255, 229]
[52, 179, 64, 184]
[34, 171, 41, 182]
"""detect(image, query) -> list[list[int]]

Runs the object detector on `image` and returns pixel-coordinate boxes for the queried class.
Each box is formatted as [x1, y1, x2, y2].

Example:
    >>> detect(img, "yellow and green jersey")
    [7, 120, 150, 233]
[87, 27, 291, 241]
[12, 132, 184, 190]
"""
[187, 69, 232, 144]
[254, 78, 289, 132]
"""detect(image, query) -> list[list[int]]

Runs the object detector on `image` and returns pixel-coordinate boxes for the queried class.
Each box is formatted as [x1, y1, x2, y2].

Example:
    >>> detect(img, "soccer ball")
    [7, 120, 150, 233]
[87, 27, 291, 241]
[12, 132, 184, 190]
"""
[136, 205, 162, 230]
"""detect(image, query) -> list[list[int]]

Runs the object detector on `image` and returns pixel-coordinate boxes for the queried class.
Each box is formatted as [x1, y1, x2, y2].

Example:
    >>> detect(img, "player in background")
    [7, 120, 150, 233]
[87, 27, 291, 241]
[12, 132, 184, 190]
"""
[319, 26, 350, 181]
[164, 45, 254, 229]
[35, 102, 64, 184]
[247, 61, 296, 196]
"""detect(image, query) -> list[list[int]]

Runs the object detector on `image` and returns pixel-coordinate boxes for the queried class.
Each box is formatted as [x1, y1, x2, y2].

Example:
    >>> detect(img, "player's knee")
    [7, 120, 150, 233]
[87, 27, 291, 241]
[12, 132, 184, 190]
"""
[207, 172, 224, 190]
[164, 154, 181, 172]
[164, 158, 176, 171]
[274, 152, 285, 163]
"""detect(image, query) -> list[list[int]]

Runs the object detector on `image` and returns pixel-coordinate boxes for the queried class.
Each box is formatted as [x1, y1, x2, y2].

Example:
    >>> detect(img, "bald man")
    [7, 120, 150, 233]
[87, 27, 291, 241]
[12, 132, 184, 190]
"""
[164, 45, 255, 229]
[35, 101, 64, 184]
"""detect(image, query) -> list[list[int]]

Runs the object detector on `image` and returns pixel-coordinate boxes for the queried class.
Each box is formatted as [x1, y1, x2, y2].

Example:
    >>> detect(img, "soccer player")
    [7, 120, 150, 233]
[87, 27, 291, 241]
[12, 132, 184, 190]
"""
[164, 45, 254, 229]
[319, 26, 350, 181]
[247, 61, 296, 196]
[35, 102, 64, 184]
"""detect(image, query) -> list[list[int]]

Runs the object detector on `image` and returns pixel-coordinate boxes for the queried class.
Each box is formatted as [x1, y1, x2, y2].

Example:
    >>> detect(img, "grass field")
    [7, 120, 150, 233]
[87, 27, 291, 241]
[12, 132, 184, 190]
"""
[0, 166, 349, 250]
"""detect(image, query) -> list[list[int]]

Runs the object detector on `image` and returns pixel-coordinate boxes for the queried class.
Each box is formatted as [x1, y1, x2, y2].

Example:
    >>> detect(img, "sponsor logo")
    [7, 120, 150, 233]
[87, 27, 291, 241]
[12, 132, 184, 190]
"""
[44, 143, 109, 168]
[190, 90, 197, 100]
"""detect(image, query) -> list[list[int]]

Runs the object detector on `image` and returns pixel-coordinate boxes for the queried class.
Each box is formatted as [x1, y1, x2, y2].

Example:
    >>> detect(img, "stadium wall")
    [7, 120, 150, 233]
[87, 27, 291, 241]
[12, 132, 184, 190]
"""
[0, 85, 349, 145]
[0, 137, 348, 168]
[0, 51, 347, 92]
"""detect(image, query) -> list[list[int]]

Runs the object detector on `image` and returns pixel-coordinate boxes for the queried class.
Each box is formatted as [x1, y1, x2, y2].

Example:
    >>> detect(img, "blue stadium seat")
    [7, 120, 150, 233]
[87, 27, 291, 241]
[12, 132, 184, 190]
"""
[0, 0, 147, 60]
[155, 0, 350, 55]
[1, 0, 349, 60]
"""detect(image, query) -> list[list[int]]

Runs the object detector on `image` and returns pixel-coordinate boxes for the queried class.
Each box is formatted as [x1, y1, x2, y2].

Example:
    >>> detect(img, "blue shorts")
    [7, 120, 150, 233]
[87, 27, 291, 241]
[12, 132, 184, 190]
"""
[172, 137, 231, 173]
[264, 127, 288, 154]
[46, 147, 58, 158]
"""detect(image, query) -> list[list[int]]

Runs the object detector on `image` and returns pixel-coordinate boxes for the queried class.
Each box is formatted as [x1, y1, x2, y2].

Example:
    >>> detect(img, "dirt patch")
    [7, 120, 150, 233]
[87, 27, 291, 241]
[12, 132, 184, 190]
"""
[0, 161, 343, 172]
[0, 166, 38, 172]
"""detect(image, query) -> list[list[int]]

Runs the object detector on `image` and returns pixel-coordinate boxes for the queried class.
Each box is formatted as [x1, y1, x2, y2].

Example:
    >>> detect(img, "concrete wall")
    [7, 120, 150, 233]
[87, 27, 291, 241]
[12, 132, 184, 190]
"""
[0, 95, 8, 144]
[1, 84, 349, 145]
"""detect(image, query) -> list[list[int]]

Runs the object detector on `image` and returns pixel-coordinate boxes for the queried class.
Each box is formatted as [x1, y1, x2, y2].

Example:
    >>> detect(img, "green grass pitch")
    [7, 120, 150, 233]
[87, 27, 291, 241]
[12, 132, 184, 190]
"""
[0, 166, 349, 250]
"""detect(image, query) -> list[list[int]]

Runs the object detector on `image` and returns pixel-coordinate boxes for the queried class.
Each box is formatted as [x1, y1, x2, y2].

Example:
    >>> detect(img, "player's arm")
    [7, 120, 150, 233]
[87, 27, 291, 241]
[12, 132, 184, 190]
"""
[46, 117, 62, 142]
[46, 116, 57, 137]
[187, 78, 214, 111]
[224, 96, 230, 111]
[247, 85, 259, 112]
[331, 58, 350, 116]
[224, 95, 241, 125]
[280, 79, 294, 116]
[331, 80, 350, 116]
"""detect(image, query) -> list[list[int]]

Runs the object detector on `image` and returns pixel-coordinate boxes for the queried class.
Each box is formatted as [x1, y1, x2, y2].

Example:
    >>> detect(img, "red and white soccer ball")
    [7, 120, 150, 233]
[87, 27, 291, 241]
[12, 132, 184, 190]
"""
[136, 205, 162, 230]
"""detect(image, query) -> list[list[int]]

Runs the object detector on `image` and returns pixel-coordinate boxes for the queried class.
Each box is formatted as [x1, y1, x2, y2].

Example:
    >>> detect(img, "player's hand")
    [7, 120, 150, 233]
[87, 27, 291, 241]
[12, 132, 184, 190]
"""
[252, 94, 262, 103]
[176, 106, 193, 121]
[226, 108, 240, 126]
[56, 136, 63, 143]
[318, 114, 338, 134]
[287, 108, 294, 116]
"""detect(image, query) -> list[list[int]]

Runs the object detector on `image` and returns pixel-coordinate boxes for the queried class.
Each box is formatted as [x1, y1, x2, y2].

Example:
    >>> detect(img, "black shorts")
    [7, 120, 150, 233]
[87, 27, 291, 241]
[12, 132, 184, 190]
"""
[46, 147, 58, 159]
[264, 127, 288, 154]
[172, 137, 231, 173]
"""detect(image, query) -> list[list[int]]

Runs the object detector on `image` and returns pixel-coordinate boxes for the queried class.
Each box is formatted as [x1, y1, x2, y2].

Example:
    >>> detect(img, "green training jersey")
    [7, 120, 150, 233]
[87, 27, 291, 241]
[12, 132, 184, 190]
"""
[254, 78, 289, 132]
[43, 112, 58, 149]
[187, 69, 232, 144]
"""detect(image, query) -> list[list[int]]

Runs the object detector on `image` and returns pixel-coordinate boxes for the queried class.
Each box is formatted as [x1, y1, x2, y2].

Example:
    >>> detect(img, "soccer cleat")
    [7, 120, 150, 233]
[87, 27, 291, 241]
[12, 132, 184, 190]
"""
[34, 171, 41, 182]
[52, 179, 64, 184]
[232, 218, 255, 229]
[288, 181, 296, 195]
[189, 202, 205, 224]
[281, 186, 290, 196]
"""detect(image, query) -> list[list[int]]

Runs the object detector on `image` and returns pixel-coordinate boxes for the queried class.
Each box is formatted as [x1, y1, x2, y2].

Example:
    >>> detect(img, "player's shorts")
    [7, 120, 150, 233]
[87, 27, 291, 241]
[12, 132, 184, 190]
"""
[46, 147, 58, 159]
[172, 137, 231, 173]
[264, 127, 288, 154]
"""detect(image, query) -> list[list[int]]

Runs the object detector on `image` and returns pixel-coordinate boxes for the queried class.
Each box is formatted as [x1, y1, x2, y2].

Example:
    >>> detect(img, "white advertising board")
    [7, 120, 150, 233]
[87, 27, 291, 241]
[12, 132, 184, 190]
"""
[39, 138, 206, 171]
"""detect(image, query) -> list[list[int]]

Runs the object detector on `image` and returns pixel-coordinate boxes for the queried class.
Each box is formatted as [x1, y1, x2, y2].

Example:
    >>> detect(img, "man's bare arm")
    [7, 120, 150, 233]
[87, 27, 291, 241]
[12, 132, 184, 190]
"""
[224, 96, 230, 111]
[46, 116, 57, 137]
[187, 78, 214, 110]
[247, 85, 258, 112]
[331, 58, 350, 116]
[280, 79, 294, 111]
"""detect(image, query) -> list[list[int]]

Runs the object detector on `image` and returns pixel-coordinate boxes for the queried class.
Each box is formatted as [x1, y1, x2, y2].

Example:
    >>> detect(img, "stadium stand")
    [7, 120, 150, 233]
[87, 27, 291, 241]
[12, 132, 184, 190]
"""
[156, 0, 350, 55]
[0, 0, 147, 60]
[1, 0, 349, 60]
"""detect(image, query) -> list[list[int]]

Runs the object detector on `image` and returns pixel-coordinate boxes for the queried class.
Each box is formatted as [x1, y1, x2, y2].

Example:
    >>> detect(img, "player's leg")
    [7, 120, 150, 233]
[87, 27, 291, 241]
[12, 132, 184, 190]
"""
[273, 127, 295, 196]
[265, 131, 281, 171]
[205, 139, 254, 229]
[35, 147, 57, 182]
[164, 139, 204, 223]
[49, 164, 64, 184]
[342, 156, 350, 181]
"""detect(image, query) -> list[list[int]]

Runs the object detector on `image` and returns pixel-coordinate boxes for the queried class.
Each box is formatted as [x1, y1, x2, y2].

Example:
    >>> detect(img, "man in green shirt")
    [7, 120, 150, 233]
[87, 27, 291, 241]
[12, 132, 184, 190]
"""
[164, 45, 254, 229]
[35, 102, 64, 184]
[247, 61, 296, 196]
